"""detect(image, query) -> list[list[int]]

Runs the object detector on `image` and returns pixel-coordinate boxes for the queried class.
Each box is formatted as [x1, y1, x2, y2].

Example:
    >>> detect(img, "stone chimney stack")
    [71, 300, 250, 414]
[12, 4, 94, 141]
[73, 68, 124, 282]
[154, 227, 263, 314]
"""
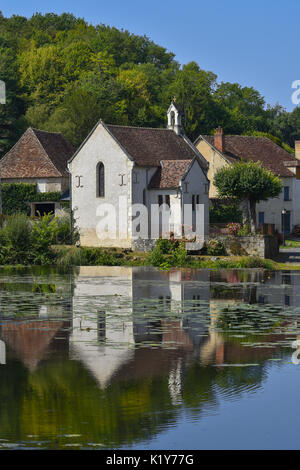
[295, 140, 300, 160]
[214, 126, 225, 153]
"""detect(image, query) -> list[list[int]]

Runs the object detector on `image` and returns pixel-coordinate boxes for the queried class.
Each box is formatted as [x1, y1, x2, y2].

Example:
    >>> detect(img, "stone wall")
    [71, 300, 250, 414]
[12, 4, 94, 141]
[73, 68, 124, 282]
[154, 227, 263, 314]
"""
[132, 238, 156, 252]
[219, 235, 279, 259]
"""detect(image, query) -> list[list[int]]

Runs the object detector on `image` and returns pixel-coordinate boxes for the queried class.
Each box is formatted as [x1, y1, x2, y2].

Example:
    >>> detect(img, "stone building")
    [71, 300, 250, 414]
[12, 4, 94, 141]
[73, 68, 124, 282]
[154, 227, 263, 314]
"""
[195, 128, 300, 234]
[0, 127, 74, 214]
[69, 102, 210, 249]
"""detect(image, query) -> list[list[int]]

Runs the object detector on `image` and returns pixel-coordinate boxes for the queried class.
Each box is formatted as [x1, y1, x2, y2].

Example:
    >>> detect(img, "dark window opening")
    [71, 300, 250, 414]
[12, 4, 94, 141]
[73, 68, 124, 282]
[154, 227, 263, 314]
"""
[165, 195, 170, 207]
[35, 203, 55, 216]
[97, 162, 105, 197]
[284, 186, 290, 201]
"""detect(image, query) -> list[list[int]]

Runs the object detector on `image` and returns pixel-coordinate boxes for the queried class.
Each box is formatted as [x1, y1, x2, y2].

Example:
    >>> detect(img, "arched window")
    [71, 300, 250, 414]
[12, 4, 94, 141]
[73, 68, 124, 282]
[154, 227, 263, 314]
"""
[97, 162, 105, 197]
[170, 110, 175, 128]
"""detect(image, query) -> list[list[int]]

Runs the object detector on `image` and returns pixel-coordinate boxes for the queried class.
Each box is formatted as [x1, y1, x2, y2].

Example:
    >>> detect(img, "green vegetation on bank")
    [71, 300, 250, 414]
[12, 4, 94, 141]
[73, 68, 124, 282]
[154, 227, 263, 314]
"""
[1, 12, 300, 158]
[0, 213, 294, 270]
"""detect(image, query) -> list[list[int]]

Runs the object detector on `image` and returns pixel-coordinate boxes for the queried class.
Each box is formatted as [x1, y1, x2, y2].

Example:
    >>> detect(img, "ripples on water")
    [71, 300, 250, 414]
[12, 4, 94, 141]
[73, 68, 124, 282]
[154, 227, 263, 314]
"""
[0, 266, 300, 449]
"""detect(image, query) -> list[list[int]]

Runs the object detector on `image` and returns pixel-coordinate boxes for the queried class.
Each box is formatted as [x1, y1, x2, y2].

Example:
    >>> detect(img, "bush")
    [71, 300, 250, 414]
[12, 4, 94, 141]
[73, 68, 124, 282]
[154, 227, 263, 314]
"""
[2, 214, 32, 263]
[170, 241, 187, 266]
[31, 213, 58, 264]
[55, 212, 79, 245]
[147, 244, 166, 267]
[206, 238, 226, 256]
[155, 237, 179, 254]
[210, 203, 242, 223]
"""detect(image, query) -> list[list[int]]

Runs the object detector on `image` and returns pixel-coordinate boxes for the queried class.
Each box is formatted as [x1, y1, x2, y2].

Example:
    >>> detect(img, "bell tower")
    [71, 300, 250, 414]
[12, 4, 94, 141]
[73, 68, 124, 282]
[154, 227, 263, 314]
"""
[167, 100, 182, 135]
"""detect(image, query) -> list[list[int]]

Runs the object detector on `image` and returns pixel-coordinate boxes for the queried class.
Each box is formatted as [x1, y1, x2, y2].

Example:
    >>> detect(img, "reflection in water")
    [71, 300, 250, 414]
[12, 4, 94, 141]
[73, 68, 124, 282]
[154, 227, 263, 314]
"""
[0, 266, 299, 449]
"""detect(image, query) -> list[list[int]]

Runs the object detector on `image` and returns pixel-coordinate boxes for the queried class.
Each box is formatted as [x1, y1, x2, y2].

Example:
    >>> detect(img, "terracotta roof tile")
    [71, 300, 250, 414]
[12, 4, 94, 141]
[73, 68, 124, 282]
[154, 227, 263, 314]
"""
[0, 128, 74, 179]
[148, 159, 192, 189]
[106, 125, 199, 166]
[202, 135, 296, 177]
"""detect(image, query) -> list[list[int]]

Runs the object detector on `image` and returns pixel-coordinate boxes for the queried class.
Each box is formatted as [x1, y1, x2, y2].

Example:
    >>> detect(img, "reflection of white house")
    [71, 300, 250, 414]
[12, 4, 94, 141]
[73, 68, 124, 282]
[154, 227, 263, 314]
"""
[70, 267, 135, 388]
[0, 340, 5, 365]
[68, 102, 210, 250]
[70, 266, 211, 388]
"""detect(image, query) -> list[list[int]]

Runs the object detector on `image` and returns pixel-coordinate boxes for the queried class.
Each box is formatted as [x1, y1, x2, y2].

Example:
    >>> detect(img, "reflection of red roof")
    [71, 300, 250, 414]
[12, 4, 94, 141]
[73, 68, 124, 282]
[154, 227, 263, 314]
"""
[1, 320, 63, 371]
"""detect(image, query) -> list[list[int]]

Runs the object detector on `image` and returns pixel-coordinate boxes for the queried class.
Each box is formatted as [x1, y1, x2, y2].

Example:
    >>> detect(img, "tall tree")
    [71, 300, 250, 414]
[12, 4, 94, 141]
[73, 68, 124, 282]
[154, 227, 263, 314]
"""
[214, 161, 282, 232]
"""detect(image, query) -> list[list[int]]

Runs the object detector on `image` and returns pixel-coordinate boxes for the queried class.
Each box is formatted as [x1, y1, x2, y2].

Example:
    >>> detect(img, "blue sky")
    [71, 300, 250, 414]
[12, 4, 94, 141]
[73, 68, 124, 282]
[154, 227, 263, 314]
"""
[1, 0, 299, 111]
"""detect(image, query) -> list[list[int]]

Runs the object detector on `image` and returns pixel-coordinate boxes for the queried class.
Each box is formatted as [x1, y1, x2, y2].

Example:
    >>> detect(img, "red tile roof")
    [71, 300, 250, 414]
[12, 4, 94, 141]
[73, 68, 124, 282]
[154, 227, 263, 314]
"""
[201, 135, 296, 177]
[0, 128, 74, 178]
[106, 125, 202, 167]
[148, 159, 192, 189]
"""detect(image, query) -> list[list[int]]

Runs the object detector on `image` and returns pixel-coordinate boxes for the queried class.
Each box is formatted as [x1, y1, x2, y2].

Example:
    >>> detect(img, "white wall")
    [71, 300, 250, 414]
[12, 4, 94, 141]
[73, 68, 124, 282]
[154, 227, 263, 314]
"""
[256, 176, 293, 232]
[69, 123, 134, 247]
[181, 159, 210, 238]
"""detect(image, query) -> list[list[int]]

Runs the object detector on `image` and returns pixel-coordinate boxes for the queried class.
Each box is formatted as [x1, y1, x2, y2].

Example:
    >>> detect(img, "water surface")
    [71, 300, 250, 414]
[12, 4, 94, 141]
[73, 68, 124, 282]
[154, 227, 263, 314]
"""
[0, 266, 299, 450]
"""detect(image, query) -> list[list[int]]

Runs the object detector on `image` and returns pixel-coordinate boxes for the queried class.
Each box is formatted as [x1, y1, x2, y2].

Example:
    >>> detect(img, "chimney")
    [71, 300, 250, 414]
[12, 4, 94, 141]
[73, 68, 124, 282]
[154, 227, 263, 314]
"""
[214, 126, 225, 153]
[295, 140, 300, 160]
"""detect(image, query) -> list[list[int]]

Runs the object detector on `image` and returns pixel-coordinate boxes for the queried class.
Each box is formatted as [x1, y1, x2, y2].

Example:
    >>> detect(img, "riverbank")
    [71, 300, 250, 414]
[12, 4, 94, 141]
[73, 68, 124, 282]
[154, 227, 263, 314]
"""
[52, 245, 300, 270]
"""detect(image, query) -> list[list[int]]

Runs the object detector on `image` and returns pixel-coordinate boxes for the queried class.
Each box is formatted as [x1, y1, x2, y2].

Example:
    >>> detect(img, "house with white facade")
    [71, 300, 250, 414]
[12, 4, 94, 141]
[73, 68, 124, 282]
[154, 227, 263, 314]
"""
[195, 128, 300, 234]
[68, 102, 210, 249]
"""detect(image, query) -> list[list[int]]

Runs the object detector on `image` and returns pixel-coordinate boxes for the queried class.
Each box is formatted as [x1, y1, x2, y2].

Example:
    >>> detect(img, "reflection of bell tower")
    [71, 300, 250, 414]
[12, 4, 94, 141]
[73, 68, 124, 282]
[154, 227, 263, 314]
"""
[167, 100, 182, 135]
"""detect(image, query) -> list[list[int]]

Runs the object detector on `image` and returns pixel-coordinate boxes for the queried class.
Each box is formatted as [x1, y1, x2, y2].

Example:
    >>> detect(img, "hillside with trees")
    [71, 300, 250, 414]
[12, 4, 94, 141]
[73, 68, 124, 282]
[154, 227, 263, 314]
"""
[0, 11, 299, 156]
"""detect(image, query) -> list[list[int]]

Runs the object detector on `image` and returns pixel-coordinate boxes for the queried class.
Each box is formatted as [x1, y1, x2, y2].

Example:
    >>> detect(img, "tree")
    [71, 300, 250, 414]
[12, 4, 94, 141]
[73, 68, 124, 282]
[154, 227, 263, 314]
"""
[213, 161, 282, 233]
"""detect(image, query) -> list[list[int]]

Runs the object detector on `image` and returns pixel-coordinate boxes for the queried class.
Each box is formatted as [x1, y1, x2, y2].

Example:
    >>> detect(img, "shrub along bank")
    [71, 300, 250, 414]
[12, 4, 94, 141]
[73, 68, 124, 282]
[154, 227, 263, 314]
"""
[0, 214, 279, 270]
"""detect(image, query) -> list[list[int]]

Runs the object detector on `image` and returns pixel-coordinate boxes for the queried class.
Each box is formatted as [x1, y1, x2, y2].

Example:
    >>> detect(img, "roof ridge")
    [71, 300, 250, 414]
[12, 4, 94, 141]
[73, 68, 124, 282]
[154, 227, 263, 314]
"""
[107, 124, 173, 131]
[31, 127, 63, 136]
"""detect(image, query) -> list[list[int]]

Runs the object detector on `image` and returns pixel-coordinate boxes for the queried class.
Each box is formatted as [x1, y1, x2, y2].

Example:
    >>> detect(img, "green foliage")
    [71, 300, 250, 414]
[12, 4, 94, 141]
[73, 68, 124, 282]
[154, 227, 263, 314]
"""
[2, 182, 61, 215]
[55, 213, 79, 245]
[155, 238, 179, 254]
[214, 161, 282, 203]
[2, 183, 37, 215]
[214, 161, 282, 231]
[206, 239, 226, 256]
[209, 203, 242, 223]
[147, 244, 165, 267]
[0, 12, 296, 156]
[170, 241, 187, 266]
[237, 224, 252, 236]
[2, 214, 32, 263]
[147, 239, 188, 268]
[31, 213, 58, 264]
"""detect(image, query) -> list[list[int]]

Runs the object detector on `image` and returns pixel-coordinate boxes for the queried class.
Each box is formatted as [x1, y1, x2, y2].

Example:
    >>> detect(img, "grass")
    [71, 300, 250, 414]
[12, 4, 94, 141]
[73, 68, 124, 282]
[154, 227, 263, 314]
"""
[51, 246, 287, 270]
[280, 238, 300, 249]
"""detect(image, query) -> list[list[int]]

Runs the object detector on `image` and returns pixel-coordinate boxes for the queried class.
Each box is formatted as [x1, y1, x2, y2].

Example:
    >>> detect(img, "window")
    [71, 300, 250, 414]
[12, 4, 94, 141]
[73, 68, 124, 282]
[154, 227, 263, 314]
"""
[143, 189, 146, 206]
[192, 195, 196, 211]
[204, 184, 209, 194]
[158, 195, 163, 206]
[284, 186, 290, 201]
[196, 195, 200, 205]
[258, 212, 265, 226]
[165, 195, 170, 208]
[97, 162, 105, 197]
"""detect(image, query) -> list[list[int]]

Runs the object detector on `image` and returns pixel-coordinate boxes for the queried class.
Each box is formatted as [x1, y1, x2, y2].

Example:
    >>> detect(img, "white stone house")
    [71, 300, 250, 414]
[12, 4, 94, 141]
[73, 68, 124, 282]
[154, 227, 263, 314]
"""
[195, 128, 300, 234]
[68, 102, 210, 249]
